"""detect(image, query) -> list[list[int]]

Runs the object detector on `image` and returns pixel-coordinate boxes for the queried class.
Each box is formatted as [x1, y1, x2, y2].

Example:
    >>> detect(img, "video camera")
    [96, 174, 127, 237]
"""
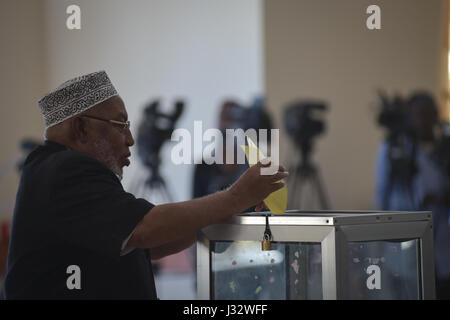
[376, 91, 412, 139]
[136, 100, 184, 170]
[375, 91, 418, 191]
[283, 101, 328, 164]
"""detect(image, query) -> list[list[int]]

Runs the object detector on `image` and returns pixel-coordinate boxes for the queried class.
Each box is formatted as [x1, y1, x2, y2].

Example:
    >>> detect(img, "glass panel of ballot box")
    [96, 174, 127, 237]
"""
[197, 211, 435, 300]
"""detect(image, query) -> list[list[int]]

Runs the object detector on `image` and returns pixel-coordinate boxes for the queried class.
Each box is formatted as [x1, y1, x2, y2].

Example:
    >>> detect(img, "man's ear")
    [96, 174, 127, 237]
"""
[70, 117, 89, 144]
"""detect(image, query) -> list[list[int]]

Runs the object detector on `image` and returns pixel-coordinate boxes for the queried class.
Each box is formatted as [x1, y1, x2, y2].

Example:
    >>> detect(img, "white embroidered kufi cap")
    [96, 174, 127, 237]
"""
[38, 71, 118, 129]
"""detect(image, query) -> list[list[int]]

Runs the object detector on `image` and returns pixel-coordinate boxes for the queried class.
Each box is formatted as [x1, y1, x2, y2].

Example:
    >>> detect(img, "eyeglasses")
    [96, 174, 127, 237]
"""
[81, 115, 130, 131]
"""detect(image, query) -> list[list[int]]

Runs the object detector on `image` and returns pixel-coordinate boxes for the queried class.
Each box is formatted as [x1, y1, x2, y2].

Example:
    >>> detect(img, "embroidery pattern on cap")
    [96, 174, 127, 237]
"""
[38, 71, 118, 128]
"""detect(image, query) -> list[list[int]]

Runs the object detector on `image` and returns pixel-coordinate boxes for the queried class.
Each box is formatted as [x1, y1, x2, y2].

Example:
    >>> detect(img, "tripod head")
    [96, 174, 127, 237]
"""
[376, 91, 418, 188]
[284, 101, 328, 167]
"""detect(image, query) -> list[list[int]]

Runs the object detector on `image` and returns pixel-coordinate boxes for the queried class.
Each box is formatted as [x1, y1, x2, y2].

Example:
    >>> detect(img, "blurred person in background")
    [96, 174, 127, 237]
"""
[193, 101, 248, 199]
[194, 98, 273, 199]
[375, 91, 450, 299]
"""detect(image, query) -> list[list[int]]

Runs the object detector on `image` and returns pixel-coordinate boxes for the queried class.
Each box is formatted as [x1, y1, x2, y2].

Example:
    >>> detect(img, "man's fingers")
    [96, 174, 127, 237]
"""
[257, 162, 287, 175]
[270, 182, 285, 193]
[255, 202, 269, 212]
[268, 171, 289, 182]
[258, 202, 268, 209]
[258, 158, 272, 167]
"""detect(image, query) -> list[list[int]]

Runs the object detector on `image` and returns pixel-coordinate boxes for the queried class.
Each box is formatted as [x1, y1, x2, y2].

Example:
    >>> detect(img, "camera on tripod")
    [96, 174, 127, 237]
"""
[283, 100, 330, 210]
[284, 101, 328, 165]
[132, 99, 184, 203]
[137, 100, 184, 171]
[377, 92, 410, 137]
[376, 91, 450, 209]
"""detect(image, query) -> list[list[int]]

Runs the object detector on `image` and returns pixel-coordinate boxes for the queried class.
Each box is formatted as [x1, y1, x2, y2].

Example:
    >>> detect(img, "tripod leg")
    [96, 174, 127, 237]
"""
[287, 167, 296, 209]
[159, 182, 173, 203]
[136, 170, 152, 199]
[136, 176, 147, 199]
[311, 169, 330, 210]
[298, 169, 313, 211]
[154, 179, 172, 203]
[298, 167, 311, 210]
[289, 167, 312, 211]
[303, 175, 316, 210]
[147, 179, 173, 204]
[288, 170, 302, 210]
[128, 167, 144, 196]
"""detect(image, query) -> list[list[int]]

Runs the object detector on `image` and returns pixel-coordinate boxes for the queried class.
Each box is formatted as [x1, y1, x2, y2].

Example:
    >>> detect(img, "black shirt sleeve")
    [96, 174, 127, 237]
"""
[48, 151, 153, 260]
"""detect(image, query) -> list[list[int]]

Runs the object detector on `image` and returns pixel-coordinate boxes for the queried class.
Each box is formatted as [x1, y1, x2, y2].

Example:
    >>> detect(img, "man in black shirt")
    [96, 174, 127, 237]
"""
[1, 71, 287, 299]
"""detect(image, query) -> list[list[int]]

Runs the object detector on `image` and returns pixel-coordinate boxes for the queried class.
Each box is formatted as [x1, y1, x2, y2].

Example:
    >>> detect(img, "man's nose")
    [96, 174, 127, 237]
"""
[125, 129, 135, 147]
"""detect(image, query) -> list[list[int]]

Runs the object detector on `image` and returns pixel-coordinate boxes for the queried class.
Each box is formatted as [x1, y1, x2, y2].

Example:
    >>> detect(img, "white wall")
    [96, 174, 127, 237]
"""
[43, 0, 264, 203]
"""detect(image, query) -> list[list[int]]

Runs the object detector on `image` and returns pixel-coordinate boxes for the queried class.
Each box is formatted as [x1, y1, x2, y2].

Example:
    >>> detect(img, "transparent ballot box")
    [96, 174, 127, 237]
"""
[197, 211, 435, 300]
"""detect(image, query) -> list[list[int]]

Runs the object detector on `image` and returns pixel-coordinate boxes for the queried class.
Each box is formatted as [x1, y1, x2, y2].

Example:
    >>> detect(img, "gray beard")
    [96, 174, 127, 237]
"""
[92, 137, 122, 180]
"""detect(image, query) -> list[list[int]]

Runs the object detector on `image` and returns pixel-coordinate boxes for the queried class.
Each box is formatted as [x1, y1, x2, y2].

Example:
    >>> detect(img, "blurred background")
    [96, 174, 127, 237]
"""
[1, 0, 449, 298]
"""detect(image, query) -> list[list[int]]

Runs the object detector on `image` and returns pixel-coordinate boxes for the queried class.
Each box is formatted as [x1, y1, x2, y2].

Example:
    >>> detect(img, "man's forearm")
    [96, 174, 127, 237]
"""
[130, 189, 244, 250]
[128, 161, 287, 250]
[150, 233, 197, 260]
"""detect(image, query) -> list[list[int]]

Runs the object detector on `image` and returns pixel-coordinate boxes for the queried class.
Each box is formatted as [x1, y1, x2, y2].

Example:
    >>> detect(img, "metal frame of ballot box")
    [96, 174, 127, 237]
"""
[197, 210, 435, 300]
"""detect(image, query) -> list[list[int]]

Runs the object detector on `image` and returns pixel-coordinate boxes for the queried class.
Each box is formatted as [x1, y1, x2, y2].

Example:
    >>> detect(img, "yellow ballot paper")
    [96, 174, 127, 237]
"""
[241, 136, 287, 214]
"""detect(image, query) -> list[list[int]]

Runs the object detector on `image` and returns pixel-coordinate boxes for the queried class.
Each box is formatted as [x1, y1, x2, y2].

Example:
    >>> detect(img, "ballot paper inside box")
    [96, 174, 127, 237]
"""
[197, 211, 436, 300]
